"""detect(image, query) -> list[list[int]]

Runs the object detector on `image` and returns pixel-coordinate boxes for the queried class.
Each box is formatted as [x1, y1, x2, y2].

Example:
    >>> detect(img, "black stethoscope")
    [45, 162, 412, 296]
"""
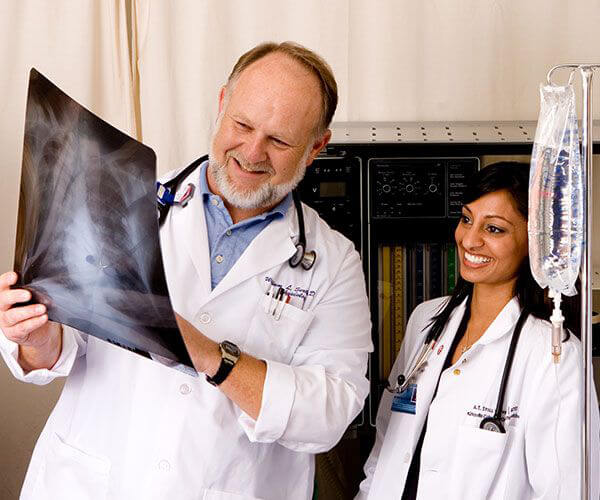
[387, 301, 530, 434]
[156, 155, 316, 271]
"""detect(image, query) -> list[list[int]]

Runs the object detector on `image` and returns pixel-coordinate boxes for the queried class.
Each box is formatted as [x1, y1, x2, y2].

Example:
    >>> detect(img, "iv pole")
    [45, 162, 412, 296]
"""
[546, 63, 600, 500]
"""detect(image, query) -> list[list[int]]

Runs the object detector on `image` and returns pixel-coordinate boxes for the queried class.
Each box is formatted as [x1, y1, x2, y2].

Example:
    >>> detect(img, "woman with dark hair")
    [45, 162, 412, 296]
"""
[357, 163, 599, 500]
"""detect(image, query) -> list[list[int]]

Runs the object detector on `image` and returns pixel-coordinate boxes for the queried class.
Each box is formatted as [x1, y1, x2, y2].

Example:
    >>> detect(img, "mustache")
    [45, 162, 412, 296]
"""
[226, 151, 275, 175]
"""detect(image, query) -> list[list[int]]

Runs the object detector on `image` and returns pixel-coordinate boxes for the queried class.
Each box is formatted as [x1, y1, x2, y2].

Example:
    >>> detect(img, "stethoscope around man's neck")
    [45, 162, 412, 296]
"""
[155, 154, 316, 271]
[388, 297, 530, 434]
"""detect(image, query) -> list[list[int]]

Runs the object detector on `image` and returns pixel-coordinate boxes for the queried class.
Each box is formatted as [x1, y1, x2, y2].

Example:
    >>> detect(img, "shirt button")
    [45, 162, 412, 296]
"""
[226, 230, 232, 236]
[404, 452, 411, 463]
[453, 369, 461, 376]
[179, 384, 191, 395]
[215, 255, 224, 264]
[158, 459, 170, 471]
[211, 198, 218, 206]
[199, 313, 211, 324]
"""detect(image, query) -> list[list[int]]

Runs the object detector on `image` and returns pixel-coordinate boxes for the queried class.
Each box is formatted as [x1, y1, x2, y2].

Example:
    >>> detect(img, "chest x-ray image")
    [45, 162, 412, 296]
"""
[14, 69, 195, 375]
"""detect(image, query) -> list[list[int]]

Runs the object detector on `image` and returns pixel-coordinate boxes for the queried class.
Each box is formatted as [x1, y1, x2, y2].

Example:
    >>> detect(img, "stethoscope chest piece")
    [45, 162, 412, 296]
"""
[479, 417, 506, 433]
[289, 244, 317, 271]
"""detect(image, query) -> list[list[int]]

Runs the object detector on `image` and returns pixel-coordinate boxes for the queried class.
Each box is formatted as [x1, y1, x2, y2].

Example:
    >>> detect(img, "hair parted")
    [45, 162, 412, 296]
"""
[226, 41, 338, 135]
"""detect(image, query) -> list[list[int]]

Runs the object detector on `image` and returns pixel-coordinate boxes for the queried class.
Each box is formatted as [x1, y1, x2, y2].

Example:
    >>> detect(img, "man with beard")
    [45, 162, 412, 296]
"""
[0, 42, 372, 500]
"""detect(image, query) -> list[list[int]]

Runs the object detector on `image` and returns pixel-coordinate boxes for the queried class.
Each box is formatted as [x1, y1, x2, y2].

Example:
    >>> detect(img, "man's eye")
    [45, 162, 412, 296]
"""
[272, 137, 289, 147]
[235, 121, 250, 130]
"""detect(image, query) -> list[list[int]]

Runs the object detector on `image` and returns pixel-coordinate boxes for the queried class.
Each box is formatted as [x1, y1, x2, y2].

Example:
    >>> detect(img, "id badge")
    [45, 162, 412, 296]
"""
[391, 384, 417, 414]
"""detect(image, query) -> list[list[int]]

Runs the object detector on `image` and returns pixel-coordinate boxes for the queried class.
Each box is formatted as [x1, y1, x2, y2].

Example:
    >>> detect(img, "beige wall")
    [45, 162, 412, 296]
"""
[1, 1, 600, 497]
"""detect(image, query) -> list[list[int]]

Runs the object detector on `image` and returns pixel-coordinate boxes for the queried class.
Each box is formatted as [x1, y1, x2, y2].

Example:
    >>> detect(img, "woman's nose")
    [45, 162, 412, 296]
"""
[461, 226, 484, 249]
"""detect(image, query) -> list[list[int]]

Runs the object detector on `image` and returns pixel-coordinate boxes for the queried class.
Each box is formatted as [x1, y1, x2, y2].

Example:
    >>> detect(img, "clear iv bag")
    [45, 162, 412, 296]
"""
[528, 83, 584, 297]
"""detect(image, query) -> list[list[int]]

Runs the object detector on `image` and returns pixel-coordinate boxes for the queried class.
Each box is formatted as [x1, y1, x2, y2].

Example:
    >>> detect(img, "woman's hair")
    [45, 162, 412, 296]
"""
[426, 161, 580, 341]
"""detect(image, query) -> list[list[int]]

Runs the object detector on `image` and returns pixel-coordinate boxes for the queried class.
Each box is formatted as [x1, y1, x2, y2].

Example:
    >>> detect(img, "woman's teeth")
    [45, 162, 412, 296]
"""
[465, 252, 492, 264]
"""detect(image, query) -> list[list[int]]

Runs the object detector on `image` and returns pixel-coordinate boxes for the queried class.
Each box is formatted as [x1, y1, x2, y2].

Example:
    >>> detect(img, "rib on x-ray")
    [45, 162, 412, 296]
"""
[14, 69, 195, 375]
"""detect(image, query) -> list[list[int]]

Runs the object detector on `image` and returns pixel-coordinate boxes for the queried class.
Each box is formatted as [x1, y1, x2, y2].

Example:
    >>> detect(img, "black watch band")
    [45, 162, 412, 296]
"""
[206, 341, 241, 386]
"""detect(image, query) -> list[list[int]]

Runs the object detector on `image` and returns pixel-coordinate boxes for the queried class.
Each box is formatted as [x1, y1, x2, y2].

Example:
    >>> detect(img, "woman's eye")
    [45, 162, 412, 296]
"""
[487, 225, 504, 234]
[460, 214, 471, 224]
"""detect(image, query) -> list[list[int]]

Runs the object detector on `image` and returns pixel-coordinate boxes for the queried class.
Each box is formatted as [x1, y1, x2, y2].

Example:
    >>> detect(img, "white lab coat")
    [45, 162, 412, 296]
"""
[0, 166, 373, 500]
[357, 296, 600, 500]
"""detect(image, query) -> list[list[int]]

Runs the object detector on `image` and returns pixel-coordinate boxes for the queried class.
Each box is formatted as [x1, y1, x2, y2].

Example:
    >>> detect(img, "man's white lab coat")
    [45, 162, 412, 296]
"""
[0, 169, 373, 500]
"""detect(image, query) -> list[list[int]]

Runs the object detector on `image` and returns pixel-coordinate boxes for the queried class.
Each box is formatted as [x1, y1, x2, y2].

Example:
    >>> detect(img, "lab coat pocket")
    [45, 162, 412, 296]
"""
[32, 432, 110, 500]
[246, 294, 315, 363]
[447, 424, 508, 500]
[202, 489, 263, 500]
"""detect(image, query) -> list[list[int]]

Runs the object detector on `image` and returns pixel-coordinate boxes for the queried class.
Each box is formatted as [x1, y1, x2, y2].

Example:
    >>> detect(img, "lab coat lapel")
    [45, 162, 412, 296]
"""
[454, 297, 523, 404]
[415, 298, 468, 419]
[176, 183, 212, 298]
[476, 296, 522, 346]
[208, 204, 300, 301]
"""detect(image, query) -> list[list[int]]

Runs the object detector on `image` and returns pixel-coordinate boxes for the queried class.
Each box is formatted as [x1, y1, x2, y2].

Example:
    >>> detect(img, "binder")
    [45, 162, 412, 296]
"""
[380, 246, 392, 379]
[393, 246, 405, 358]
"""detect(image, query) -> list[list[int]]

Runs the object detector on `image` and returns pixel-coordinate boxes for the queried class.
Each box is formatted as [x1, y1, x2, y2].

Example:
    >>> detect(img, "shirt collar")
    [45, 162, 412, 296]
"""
[199, 160, 292, 222]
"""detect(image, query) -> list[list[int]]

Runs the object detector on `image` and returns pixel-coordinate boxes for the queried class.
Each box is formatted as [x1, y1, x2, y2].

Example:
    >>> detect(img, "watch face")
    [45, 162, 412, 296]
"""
[221, 341, 241, 357]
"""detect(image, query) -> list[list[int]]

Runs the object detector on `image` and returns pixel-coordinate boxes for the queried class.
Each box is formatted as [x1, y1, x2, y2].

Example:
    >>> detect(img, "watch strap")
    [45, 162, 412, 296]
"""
[206, 342, 240, 386]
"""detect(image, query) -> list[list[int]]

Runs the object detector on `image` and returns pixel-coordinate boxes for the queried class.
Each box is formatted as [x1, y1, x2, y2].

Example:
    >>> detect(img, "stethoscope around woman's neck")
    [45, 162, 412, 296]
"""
[155, 154, 316, 271]
[388, 297, 530, 434]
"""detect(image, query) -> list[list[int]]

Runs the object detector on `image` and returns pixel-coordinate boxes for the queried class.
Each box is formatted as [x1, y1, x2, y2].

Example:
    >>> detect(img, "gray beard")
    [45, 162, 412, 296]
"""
[208, 147, 309, 211]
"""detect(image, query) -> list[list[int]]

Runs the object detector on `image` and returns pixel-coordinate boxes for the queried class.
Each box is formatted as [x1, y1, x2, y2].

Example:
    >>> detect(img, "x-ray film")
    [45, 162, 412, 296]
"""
[14, 69, 195, 375]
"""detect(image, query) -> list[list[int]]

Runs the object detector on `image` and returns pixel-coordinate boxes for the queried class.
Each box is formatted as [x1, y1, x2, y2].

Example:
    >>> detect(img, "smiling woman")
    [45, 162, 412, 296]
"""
[358, 162, 600, 500]
[455, 189, 529, 293]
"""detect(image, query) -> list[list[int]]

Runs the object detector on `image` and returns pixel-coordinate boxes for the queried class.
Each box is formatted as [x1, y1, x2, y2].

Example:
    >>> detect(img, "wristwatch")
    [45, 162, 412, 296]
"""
[206, 341, 241, 386]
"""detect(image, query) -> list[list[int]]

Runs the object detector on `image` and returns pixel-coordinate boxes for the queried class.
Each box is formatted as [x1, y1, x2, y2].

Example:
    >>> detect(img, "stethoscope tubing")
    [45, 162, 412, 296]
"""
[156, 155, 315, 270]
[389, 301, 529, 433]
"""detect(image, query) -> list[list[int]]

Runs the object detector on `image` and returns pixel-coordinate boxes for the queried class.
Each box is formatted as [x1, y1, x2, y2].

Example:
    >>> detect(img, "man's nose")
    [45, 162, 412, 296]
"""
[244, 134, 268, 164]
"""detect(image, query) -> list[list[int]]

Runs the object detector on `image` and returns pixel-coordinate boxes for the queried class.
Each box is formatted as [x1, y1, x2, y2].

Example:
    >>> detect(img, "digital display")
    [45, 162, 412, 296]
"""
[320, 181, 346, 197]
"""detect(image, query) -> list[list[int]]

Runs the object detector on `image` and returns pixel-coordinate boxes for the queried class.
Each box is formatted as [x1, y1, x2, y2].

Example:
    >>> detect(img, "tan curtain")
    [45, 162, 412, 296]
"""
[0, 2, 136, 496]
[0, 0, 136, 270]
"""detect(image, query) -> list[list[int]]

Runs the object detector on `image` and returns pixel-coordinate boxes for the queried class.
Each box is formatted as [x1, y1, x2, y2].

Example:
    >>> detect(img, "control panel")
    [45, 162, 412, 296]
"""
[369, 157, 479, 219]
[297, 156, 362, 253]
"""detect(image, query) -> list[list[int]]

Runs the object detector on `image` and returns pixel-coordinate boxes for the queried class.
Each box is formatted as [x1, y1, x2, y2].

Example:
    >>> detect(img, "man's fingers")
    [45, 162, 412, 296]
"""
[1, 303, 45, 328]
[8, 314, 48, 344]
[0, 271, 18, 290]
[0, 289, 31, 311]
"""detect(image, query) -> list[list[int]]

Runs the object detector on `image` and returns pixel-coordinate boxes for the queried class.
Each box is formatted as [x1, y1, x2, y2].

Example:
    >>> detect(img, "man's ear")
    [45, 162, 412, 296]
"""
[306, 129, 332, 167]
[218, 86, 227, 114]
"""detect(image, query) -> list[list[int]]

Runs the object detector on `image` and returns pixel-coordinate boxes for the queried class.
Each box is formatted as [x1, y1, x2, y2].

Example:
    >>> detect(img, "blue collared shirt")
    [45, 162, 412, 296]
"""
[198, 161, 292, 289]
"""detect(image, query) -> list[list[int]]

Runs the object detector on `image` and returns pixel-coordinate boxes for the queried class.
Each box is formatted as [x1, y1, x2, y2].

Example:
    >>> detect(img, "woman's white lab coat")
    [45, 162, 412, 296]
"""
[357, 296, 600, 500]
[0, 167, 373, 500]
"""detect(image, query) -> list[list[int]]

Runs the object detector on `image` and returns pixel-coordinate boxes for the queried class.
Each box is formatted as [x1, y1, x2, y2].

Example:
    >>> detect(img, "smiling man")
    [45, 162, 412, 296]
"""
[0, 42, 373, 500]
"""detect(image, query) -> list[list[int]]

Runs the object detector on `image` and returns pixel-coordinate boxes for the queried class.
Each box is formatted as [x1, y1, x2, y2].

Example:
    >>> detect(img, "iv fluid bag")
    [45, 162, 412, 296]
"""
[528, 84, 584, 296]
